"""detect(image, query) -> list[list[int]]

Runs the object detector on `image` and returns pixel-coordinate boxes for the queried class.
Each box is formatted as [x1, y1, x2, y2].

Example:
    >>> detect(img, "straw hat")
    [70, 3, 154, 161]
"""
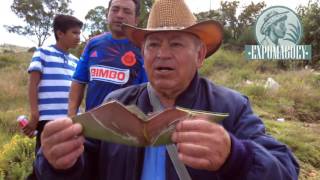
[122, 0, 223, 58]
[260, 10, 289, 35]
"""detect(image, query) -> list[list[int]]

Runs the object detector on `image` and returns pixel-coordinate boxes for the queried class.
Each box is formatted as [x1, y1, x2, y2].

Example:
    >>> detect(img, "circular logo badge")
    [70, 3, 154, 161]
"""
[121, 51, 137, 67]
[255, 6, 303, 46]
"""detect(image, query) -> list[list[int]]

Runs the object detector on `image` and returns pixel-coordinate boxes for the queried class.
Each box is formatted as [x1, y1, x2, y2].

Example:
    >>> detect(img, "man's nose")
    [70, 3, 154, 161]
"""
[75, 33, 81, 40]
[156, 42, 172, 59]
[115, 9, 125, 19]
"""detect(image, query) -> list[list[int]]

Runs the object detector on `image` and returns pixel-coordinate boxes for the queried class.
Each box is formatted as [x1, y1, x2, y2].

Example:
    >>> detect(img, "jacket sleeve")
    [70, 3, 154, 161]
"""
[219, 95, 299, 180]
[35, 138, 100, 179]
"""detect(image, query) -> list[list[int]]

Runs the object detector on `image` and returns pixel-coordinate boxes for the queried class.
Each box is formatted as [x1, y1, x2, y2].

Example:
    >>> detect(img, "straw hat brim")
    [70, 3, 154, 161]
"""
[122, 20, 223, 58]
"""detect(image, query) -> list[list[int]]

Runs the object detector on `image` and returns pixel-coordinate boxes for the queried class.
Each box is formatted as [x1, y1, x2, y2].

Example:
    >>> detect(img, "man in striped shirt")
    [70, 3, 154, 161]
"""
[24, 15, 83, 155]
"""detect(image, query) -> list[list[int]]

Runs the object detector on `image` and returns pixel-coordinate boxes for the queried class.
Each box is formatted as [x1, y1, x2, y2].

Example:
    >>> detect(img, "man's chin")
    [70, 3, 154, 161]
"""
[152, 80, 173, 88]
[152, 82, 179, 93]
[109, 24, 123, 31]
[71, 43, 79, 48]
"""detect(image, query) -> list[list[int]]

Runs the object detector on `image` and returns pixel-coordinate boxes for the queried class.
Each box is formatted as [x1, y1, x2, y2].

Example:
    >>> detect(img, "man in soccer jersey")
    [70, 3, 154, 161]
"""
[68, 0, 147, 116]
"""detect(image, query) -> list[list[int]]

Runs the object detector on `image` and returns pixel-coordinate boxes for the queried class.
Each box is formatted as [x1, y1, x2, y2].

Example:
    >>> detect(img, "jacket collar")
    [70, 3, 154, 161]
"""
[142, 72, 200, 112]
[175, 72, 200, 109]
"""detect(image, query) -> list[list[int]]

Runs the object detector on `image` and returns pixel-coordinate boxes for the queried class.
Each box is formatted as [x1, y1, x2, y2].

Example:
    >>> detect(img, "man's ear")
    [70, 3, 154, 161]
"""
[141, 41, 145, 56]
[196, 42, 207, 68]
[56, 30, 64, 40]
[105, 8, 109, 18]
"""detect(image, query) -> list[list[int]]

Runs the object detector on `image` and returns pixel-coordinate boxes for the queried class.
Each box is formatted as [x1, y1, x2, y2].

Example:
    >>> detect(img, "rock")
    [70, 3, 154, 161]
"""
[245, 80, 253, 85]
[264, 77, 280, 90]
[276, 118, 285, 122]
[308, 170, 317, 177]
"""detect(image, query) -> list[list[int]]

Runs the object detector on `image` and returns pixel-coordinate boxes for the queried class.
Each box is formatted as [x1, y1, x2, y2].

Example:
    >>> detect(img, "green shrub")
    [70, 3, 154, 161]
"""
[0, 111, 24, 139]
[237, 26, 256, 45]
[0, 135, 35, 179]
[200, 49, 245, 77]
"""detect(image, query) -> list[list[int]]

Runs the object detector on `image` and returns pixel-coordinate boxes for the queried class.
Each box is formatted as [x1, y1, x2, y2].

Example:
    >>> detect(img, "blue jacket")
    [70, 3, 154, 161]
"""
[36, 73, 299, 180]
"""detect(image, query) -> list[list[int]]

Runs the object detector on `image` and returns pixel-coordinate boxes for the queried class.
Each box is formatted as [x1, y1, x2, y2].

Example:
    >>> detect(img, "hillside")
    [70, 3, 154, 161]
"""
[0, 43, 30, 53]
[0, 50, 319, 179]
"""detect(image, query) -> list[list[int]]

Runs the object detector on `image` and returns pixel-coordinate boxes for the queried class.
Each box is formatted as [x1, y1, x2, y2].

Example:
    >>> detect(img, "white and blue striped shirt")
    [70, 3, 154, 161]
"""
[28, 45, 78, 121]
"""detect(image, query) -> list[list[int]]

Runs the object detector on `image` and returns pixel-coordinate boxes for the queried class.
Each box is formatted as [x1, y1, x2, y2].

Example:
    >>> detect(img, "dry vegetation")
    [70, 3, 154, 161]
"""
[0, 49, 319, 179]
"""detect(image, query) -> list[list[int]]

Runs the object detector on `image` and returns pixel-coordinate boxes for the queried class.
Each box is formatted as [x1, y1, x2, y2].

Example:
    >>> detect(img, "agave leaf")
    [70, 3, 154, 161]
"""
[283, 38, 296, 43]
[286, 33, 298, 42]
[289, 29, 299, 41]
[288, 23, 299, 33]
[288, 23, 301, 38]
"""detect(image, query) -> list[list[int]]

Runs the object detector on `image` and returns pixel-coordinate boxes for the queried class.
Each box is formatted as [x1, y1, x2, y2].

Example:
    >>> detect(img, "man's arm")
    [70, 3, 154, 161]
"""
[172, 95, 299, 180]
[68, 41, 92, 116]
[24, 71, 41, 137]
[35, 118, 101, 179]
[68, 81, 85, 117]
[218, 96, 299, 180]
[35, 118, 85, 179]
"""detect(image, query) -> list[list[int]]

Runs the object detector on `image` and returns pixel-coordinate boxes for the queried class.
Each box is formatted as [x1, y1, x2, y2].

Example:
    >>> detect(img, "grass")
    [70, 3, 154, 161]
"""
[200, 49, 320, 179]
[201, 49, 320, 123]
[0, 52, 30, 146]
[0, 49, 319, 179]
[0, 44, 30, 53]
[265, 120, 320, 179]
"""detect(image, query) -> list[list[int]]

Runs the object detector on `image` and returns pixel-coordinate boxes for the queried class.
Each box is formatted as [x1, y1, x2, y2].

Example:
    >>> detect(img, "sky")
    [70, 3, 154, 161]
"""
[0, 0, 310, 48]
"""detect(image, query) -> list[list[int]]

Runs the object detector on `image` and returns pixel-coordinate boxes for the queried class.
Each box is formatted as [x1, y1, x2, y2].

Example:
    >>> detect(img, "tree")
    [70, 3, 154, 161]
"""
[217, 1, 266, 42]
[219, 1, 239, 40]
[237, 2, 266, 45]
[84, 6, 107, 38]
[297, 0, 320, 67]
[194, 10, 229, 42]
[194, 10, 222, 22]
[138, 0, 154, 28]
[4, 0, 73, 47]
[238, 2, 266, 27]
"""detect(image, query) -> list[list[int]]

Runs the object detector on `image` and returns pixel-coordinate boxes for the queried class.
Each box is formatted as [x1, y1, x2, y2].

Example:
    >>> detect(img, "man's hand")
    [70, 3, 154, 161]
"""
[41, 118, 85, 170]
[27, 71, 41, 138]
[22, 112, 39, 138]
[172, 119, 231, 171]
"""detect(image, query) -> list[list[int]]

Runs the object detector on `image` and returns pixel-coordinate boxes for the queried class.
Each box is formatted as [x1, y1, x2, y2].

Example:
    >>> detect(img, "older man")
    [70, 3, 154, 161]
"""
[35, 0, 299, 179]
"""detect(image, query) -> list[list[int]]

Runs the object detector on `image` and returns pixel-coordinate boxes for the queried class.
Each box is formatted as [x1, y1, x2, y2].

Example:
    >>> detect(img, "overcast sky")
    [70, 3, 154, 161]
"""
[0, 0, 309, 47]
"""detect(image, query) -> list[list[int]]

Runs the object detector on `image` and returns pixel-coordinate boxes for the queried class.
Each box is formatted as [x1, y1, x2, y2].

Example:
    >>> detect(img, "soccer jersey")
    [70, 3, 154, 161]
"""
[28, 45, 78, 121]
[73, 32, 147, 111]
